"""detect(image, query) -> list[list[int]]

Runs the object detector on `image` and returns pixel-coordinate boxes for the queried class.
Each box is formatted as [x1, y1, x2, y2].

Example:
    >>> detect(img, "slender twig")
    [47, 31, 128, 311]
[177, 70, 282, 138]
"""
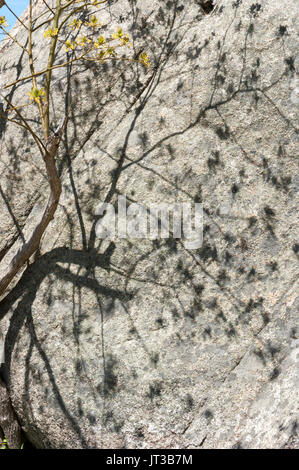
[0, 93, 46, 155]
[0, 25, 29, 54]
[41, 0, 55, 15]
[3, 1, 29, 31]
[43, 0, 62, 139]
[28, 0, 47, 138]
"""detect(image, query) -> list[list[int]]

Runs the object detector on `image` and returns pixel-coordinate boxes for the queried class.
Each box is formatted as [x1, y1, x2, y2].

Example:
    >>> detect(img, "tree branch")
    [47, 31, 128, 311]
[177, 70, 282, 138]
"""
[0, 116, 69, 298]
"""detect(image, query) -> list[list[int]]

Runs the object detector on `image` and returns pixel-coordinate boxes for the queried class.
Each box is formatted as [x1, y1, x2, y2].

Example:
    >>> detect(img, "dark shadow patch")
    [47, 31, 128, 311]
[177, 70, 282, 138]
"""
[231, 183, 239, 195]
[200, 1, 215, 15]
[232, 441, 243, 449]
[147, 382, 162, 401]
[203, 409, 213, 422]
[87, 413, 96, 425]
[264, 206, 275, 218]
[215, 124, 230, 140]
[285, 57, 295, 72]
[292, 243, 299, 254]
[135, 427, 144, 439]
[197, 243, 218, 263]
[270, 367, 280, 381]
[249, 3, 262, 18]
[103, 354, 118, 397]
[253, 349, 266, 366]
[278, 25, 287, 37]
[185, 394, 194, 411]
[207, 151, 220, 172]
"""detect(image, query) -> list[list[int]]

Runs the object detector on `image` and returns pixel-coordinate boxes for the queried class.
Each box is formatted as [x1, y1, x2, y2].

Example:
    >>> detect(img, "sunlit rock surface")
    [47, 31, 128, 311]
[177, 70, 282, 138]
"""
[0, 0, 298, 448]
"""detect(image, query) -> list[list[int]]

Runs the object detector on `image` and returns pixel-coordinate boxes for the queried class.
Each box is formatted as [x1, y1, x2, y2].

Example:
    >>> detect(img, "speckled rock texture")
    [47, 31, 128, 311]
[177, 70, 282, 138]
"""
[0, 0, 298, 449]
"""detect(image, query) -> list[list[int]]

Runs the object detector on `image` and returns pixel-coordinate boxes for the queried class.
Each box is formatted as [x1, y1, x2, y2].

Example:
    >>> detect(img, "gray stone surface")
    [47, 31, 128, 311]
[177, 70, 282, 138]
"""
[0, 0, 298, 448]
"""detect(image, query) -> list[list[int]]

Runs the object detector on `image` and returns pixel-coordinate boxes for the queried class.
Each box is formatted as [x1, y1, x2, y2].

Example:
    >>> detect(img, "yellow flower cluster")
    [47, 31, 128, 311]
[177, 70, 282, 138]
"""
[64, 39, 76, 51]
[68, 18, 82, 30]
[27, 87, 46, 104]
[139, 52, 151, 68]
[0, 436, 9, 449]
[0, 16, 8, 27]
[62, 21, 132, 54]
[43, 27, 58, 38]
[64, 35, 92, 51]
[94, 35, 106, 47]
[85, 15, 103, 29]
[112, 27, 131, 47]
[43, 12, 150, 68]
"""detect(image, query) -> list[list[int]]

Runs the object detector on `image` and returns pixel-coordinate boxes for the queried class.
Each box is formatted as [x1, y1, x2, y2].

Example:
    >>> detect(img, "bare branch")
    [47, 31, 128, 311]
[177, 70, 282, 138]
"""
[0, 92, 46, 155]
[41, 0, 55, 16]
[0, 0, 147, 301]
[0, 25, 29, 54]
[43, 0, 62, 139]
[0, 120, 65, 298]
[28, 0, 47, 139]
[2, 1, 29, 31]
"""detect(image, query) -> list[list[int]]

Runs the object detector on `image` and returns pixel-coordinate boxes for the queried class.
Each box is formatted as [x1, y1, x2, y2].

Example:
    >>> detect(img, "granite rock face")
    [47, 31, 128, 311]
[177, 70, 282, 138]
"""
[0, 0, 298, 448]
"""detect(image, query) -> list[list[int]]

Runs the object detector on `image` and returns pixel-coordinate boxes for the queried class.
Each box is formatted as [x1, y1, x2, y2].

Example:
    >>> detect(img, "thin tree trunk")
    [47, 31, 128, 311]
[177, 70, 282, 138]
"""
[0, 117, 66, 298]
